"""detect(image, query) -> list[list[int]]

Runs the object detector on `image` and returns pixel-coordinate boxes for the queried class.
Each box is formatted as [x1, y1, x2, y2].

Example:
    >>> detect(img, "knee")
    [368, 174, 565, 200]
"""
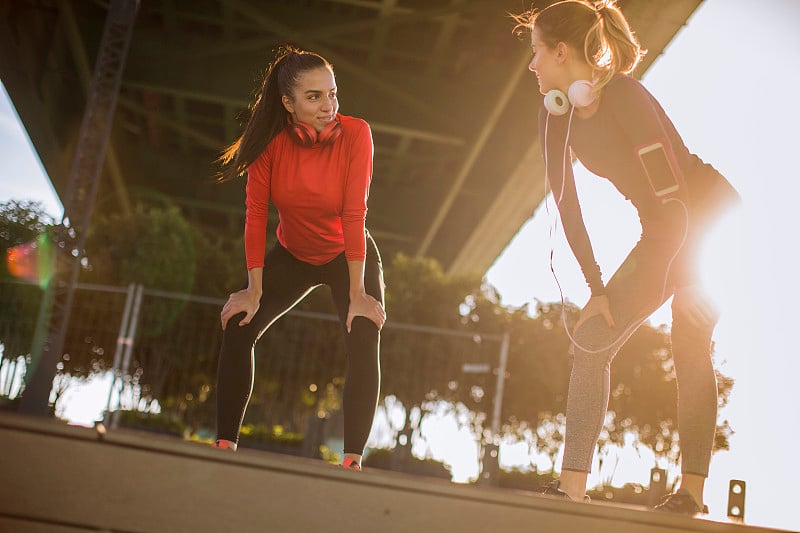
[572, 318, 617, 356]
[350, 315, 379, 333]
[348, 316, 380, 348]
[570, 349, 612, 377]
[670, 318, 714, 356]
[221, 323, 259, 355]
[570, 342, 612, 371]
[670, 332, 713, 359]
[347, 317, 380, 357]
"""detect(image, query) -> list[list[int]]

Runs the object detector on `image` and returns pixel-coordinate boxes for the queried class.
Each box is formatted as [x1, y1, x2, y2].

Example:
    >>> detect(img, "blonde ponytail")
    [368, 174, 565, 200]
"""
[512, 0, 646, 90]
[590, 0, 646, 89]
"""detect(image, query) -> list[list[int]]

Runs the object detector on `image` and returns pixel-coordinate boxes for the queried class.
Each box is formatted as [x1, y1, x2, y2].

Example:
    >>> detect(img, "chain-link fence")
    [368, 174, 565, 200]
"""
[0, 279, 509, 472]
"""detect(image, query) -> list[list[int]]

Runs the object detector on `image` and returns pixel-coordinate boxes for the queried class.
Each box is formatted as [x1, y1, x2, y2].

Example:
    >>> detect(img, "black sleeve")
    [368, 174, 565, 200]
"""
[538, 106, 605, 296]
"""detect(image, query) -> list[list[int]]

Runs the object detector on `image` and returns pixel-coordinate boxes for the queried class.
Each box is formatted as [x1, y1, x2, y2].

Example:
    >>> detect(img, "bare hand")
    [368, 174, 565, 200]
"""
[346, 292, 386, 332]
[673, 285, 716, 327]
[220, 289, 261, 330]
[574, 295, 616, 334]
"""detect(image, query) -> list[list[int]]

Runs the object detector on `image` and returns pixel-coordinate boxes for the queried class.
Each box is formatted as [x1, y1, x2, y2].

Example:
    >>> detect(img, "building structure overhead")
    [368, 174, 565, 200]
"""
[0, 0, 703, 276]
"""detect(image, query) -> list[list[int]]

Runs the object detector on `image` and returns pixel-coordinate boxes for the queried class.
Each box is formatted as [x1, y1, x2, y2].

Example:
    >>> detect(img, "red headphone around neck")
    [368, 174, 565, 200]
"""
[285, 115, 342, 147]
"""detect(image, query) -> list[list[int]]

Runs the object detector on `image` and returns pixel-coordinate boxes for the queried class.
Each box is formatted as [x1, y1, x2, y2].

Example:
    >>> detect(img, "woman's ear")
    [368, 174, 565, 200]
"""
[281, 95, 294, 114]
[556, 41, 568, 63]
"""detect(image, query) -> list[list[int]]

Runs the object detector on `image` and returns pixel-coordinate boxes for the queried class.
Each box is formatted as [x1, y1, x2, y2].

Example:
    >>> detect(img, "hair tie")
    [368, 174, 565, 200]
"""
[594, 1, 608, 16]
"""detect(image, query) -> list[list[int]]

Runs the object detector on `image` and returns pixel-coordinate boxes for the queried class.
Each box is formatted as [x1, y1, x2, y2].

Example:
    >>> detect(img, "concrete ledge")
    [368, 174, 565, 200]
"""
[0, 412, 791, 533]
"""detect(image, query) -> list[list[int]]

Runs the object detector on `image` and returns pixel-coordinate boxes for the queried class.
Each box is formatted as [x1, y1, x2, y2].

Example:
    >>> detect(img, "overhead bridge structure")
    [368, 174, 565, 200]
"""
[0, 0, 703, 275]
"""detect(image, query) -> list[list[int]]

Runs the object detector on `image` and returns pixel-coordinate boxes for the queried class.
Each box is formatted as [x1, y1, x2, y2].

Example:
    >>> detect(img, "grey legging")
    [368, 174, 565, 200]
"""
[562, 235, 718, 477]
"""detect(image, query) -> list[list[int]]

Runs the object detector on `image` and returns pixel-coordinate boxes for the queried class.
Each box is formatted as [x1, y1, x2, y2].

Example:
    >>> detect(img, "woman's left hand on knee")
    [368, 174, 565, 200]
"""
[347, 292, 386, 332]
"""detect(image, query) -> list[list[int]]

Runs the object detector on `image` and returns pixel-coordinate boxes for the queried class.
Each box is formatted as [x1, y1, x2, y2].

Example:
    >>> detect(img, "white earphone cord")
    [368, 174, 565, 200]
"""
[543, 108, 689, 355]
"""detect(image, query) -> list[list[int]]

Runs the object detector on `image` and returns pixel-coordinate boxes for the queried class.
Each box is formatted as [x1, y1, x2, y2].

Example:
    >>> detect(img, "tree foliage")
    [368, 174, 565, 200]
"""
[0, 200, 53, 246]
[0, 200, 54, 280]
[0, 200, 734, 474]
[77, 203, 240, 420]
[0, 201, 55, 368]
[383, 252, 481, 328]
[374, 254, 734, 470]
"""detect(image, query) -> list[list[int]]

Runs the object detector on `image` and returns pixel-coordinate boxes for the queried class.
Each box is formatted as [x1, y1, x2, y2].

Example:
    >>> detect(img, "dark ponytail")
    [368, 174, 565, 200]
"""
[217, 45, 332, 182]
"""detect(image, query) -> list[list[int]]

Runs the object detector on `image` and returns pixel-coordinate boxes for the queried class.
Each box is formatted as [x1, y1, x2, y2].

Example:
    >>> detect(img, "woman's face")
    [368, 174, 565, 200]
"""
[282, 66, 338, 132]
[528, 27, 561, 95]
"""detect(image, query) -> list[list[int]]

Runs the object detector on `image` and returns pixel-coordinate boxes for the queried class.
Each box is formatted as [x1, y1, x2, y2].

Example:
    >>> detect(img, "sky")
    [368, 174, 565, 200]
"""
[1, 0, 799, 531]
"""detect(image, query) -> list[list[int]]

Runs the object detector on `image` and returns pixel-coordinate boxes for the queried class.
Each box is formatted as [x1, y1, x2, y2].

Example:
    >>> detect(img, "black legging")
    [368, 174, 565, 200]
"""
[216, 231, 384, 454]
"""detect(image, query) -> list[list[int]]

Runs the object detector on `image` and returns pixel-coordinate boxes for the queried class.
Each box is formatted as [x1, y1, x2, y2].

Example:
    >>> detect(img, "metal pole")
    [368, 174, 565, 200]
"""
[480, 331, 511, 485]
[103, 283, 135, 424]
[490, 331, 510, 435]
[111, 283, 143, 428]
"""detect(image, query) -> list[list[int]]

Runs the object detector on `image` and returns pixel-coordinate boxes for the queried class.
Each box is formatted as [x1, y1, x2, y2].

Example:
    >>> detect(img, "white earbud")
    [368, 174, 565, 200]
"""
[543, 79, 596, 116]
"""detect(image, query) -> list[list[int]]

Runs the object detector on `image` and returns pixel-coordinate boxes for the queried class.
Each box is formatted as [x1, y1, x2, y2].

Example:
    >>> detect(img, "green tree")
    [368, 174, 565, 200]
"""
[0, 200, 54, 281]
[387, 268, 734, 475]
[75, 203, 244, 422]
[0, 198, 734, 477]
[383, 253, 481, 328]
[465, 294, 734, 474]
[364, 254, 482, 461]
[0, 201, 55, 401]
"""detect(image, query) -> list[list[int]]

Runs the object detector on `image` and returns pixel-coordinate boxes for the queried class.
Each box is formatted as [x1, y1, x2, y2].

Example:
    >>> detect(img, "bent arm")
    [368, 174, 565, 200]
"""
[539, 106, 605, 295]
[341, 120, 373, 262]
[244, 149, 272, 270]
[246, 267, 263, 297]
[347, 260, 366, 298]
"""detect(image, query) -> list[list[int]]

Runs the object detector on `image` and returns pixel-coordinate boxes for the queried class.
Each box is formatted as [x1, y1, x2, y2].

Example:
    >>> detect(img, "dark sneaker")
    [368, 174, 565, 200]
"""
[536, 480, 591, 502]
[341, 457, 362, 471]
[653, 489, 708, 515]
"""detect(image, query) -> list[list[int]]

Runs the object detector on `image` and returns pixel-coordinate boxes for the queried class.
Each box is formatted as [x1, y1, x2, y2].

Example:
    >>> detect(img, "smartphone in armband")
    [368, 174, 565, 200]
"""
[637, 142, 681, 199]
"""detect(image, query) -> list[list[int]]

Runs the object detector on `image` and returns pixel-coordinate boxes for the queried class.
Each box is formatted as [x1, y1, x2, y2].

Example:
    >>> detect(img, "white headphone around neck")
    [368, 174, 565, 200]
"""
[543, 79, 596, 116]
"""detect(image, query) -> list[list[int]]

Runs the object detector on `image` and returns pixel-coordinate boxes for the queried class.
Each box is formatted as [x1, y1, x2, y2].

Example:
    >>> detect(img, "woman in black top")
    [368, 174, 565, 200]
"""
[515, 0, 739, 515]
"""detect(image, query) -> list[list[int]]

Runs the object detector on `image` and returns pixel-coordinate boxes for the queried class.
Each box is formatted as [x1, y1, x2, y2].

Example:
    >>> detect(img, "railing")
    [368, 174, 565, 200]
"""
[0, 279, 509, 470]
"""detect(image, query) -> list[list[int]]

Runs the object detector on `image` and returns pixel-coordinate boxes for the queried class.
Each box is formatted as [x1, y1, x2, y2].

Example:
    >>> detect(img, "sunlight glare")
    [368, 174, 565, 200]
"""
[6, 233, 53, 288]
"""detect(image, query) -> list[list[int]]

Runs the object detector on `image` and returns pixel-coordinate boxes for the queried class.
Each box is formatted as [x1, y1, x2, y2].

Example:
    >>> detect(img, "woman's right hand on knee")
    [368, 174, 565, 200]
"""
[574, 295, 616, 334]
[221, 288, 261, 330]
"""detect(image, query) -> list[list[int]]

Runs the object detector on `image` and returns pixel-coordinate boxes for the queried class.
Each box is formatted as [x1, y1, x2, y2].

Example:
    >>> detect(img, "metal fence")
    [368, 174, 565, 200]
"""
[0, 279, 509, 459]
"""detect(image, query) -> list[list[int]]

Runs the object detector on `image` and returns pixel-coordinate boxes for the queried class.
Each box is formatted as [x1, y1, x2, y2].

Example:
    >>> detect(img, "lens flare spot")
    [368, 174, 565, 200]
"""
[6, 233, 53, 287]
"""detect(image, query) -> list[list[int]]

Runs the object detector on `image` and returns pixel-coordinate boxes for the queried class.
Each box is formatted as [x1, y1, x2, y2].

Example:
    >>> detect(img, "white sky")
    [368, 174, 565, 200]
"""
[1, 0, 798, 530]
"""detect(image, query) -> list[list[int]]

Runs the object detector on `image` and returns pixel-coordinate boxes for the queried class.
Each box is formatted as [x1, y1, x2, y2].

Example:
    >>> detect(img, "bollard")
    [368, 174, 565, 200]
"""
[727, 479, 746, 522]
[648, 467, 666, 506]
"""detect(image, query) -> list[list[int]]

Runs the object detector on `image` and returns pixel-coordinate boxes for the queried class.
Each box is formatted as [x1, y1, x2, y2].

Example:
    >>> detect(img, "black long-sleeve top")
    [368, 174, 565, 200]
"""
[539, 74, 740, 295]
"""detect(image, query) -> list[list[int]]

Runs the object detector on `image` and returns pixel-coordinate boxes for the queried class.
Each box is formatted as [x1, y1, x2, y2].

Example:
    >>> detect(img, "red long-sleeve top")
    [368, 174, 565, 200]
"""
[244, 114, 373, 269]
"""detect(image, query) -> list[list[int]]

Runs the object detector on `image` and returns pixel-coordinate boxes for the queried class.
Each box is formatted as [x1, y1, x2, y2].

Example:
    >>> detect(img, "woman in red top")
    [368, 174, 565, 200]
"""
[215, 45, 386, 471]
